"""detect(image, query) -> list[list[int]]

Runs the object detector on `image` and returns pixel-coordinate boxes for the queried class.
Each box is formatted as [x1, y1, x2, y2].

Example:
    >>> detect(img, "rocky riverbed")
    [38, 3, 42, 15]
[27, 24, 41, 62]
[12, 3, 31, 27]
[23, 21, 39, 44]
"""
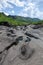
[0, 25, 43, 65]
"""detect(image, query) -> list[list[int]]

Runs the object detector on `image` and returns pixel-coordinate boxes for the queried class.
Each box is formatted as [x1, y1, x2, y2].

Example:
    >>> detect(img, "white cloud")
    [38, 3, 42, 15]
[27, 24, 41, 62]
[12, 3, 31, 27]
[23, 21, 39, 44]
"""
[0, 0, 25, 12]
[18, 12, 28, 17]
[4, 12, 9, 16]
[0, 0, 13, 8]
[6, 10, 15, 15]
[0, 0, 43, 19]
[9, 0, 25, 7]
[25, 3, 35, 10]
[34, 9, 43, 19]
[11, 10, 15, 14]
[5, 0, 25, 7]
[0, 4, 2, 8]
[0, 4, 2, 11]
[23, 2, 36, 17]
[22, 1, 43, 19]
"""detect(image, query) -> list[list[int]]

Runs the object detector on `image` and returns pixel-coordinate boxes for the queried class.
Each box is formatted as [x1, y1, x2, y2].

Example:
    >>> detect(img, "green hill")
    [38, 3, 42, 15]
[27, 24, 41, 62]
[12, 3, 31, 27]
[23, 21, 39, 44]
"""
[0, 13, 43, 26]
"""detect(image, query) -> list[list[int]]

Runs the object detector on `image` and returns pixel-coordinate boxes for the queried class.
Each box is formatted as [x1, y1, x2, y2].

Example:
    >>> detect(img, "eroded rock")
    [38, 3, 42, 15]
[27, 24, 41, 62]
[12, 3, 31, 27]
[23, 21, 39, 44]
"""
[25, 32, 39, 39]
[19, 44, 34, 60]
[0, 25, 35, 65]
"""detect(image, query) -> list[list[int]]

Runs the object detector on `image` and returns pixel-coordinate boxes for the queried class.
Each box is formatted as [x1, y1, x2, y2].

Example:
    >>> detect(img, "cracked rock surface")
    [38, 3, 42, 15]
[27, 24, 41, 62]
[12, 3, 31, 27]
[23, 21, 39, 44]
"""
[0, 25, 43, 65]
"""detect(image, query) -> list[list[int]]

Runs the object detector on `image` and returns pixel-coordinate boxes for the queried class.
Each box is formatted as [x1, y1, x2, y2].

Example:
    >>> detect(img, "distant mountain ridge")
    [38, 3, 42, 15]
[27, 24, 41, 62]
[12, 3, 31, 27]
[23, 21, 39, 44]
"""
[8, 15, 40, 22]
[0, 12, 43, 25]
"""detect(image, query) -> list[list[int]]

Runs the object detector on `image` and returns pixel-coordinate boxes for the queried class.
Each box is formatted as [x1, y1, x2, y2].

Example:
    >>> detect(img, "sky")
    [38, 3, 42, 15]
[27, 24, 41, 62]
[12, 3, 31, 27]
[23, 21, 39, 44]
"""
[0, 0, 43, 19]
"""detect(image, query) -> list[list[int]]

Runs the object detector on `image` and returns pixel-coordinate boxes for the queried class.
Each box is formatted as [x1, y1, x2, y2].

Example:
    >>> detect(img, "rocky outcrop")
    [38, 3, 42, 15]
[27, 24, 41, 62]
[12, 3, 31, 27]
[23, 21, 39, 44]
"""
[32, 25, 43, 29]
[0, 21, 11, 27]
[25, 32, 39, 39]
[0, 25, 35, 65]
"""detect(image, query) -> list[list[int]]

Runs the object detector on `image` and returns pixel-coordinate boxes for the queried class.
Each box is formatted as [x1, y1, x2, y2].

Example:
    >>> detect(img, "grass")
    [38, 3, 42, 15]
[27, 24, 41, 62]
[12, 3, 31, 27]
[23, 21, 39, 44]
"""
[0, 13, 43, 26]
